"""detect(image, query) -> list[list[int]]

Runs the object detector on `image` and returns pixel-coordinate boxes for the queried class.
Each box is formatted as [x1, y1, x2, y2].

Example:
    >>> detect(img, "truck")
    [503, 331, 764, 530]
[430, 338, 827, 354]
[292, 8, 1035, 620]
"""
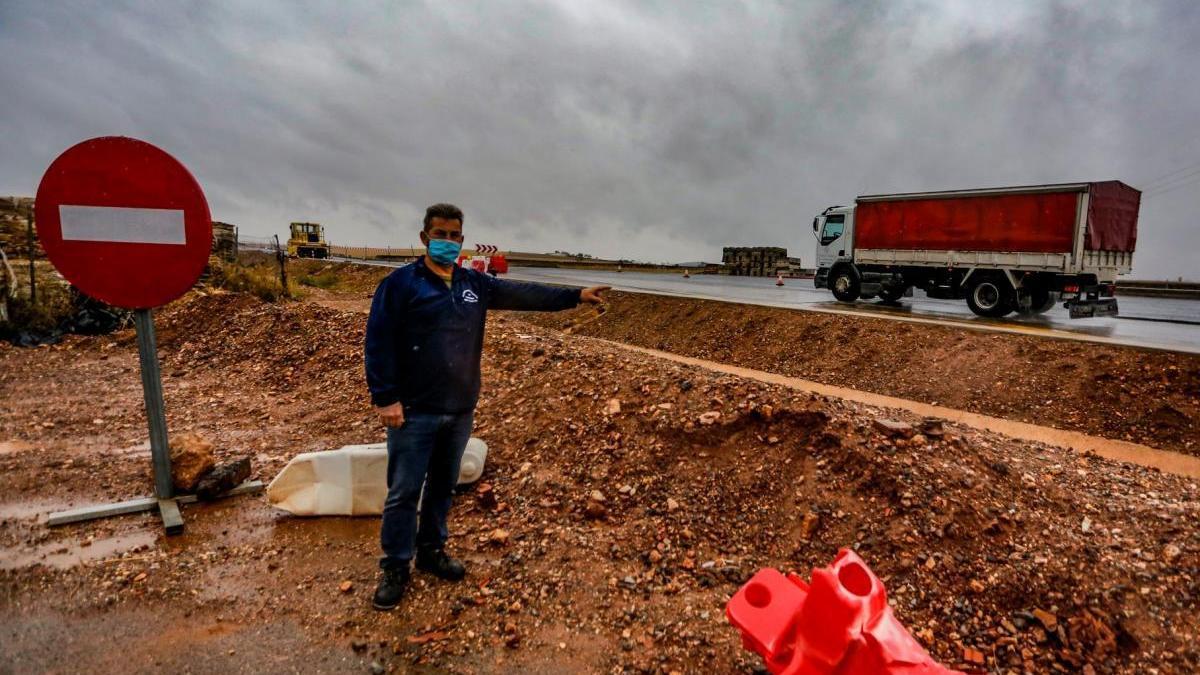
[287, 222, 329, 259]
[811, 181, 1139, 318]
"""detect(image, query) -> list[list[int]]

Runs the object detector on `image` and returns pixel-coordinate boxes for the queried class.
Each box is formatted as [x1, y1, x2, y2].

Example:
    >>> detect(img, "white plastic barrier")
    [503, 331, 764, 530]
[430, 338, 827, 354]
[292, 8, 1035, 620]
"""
[267, 438, 488, 516]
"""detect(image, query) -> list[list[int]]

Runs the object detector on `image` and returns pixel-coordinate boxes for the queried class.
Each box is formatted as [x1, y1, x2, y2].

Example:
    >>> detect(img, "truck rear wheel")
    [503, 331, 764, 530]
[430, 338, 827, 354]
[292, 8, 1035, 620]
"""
[966, 277, 1014, 318]
[1016, 288, 1055, 315]
[879, 284, 908, 304]
[830, 270, 860, 303]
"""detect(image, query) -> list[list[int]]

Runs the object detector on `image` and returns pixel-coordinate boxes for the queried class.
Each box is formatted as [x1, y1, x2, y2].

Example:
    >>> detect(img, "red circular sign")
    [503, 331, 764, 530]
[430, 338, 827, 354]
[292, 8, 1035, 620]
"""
[35, 136, 212, 309]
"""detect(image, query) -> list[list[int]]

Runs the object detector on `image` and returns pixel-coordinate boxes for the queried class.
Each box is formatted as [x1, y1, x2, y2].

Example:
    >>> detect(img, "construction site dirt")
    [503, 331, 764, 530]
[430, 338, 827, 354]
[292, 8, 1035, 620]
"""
[301, 259, 1199, 457]
[1, 274, 1198, 673]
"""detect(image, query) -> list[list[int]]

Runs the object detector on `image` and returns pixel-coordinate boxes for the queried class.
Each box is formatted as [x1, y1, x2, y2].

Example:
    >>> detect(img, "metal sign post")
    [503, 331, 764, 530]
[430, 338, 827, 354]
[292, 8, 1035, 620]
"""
[133, 308, 183, 534]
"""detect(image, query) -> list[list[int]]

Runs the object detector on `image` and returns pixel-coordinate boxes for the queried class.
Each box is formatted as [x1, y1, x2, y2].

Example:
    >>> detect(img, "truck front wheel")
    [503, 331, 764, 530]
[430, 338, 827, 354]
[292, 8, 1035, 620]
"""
[830, 270, 860, 303]
[966, 277, 1014, 318]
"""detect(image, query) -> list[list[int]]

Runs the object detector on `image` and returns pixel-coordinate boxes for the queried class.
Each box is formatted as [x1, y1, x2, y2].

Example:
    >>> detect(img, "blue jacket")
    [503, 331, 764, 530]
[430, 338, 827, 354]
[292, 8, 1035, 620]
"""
[365, 257, 581, 413]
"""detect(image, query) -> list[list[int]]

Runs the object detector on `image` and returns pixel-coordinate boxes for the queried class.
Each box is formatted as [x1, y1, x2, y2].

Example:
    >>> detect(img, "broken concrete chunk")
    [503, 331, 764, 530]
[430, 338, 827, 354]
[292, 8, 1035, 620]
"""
[872, 418, 914, 438]
[196, 456, 251, 501]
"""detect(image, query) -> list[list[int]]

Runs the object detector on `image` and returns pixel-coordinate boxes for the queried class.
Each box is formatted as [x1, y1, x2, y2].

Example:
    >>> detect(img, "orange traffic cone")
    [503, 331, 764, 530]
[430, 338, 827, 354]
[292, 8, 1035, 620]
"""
[776, 274, 785, 286]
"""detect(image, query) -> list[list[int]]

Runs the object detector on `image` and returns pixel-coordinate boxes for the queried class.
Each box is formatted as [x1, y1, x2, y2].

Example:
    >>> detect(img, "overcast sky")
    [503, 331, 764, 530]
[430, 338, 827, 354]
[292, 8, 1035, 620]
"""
[2, 1, 1198, 277]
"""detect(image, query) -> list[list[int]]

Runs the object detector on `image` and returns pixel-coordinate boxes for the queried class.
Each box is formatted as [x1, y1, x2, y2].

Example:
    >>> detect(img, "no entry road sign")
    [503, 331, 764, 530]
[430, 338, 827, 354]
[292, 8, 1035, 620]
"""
[35, 136, 212, 309]
[35, 136, 260, 537]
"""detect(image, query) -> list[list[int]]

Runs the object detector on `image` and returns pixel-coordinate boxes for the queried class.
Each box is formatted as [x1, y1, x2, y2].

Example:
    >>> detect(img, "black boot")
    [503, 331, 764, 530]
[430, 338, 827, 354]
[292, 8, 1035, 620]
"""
[372, 566, 410, 611]
[415, 546, 466, 581]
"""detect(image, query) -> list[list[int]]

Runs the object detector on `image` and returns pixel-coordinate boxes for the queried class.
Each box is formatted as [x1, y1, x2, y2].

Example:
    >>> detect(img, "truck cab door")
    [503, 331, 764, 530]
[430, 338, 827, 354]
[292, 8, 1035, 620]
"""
[814, 214, 847, 269]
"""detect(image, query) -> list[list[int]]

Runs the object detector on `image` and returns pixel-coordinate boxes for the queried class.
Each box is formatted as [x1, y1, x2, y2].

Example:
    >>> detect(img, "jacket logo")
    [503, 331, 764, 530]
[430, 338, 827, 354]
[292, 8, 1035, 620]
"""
[462, 290, 479, 303]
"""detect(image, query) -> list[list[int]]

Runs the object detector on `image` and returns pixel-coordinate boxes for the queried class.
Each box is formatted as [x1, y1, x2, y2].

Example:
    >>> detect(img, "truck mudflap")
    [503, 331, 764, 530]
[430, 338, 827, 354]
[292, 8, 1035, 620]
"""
[1068, 297, 1118, 318]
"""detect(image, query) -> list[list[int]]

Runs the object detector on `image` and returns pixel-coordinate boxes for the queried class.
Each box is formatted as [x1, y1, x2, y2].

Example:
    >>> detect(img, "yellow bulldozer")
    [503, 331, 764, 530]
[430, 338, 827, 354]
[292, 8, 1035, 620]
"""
[287, 222, 330, 259]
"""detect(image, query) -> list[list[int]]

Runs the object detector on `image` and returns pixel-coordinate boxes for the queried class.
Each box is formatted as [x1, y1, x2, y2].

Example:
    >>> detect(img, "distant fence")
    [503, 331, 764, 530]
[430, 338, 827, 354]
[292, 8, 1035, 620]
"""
[329, 245, 420, 259]
[1117, 280, 1200, 299]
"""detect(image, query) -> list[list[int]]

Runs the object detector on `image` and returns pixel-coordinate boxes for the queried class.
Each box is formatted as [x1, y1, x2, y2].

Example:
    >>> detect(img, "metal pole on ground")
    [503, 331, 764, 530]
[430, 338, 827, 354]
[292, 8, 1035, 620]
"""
[273, 234, 290, 298]
[133, 308, 183, 534]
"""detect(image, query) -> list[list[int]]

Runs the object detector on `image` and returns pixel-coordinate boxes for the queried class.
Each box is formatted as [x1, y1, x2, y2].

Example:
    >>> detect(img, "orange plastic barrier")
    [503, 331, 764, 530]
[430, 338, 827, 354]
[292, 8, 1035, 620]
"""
[726, 549, 964, 675]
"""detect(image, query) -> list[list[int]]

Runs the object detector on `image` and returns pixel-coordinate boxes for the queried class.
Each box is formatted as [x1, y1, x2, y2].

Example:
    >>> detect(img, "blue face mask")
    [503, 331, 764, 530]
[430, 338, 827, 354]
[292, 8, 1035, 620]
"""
[427, 238, 462, 266]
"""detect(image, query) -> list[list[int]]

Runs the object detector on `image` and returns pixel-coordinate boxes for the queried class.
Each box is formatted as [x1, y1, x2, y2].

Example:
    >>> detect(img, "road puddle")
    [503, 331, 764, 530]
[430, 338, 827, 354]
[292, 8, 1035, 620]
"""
[0, 497, 79, 521]
[0, 530, 158, 570]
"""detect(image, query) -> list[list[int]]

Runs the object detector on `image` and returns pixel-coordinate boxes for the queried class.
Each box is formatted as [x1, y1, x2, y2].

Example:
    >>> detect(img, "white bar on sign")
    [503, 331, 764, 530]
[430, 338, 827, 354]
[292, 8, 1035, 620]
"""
[59, 205, 187, 245]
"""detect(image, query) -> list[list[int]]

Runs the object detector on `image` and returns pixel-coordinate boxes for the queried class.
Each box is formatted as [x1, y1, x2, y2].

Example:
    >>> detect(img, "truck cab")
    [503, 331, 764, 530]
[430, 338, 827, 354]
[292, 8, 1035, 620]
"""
[813, 206, 854, 269]
[812, 206, 862, 299]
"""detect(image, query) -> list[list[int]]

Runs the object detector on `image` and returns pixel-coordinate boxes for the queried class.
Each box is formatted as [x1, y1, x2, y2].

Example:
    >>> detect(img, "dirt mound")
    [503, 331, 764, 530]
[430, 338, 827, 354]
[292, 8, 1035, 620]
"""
[517, 291, 1200, 456]
[2, 292, 1198, 673]
[155, 292, 365, 391]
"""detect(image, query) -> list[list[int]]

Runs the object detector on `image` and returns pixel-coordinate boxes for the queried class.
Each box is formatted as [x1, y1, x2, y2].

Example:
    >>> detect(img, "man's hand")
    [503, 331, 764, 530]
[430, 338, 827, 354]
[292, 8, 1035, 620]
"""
[580, 286, 610, 305]
[377, 402, 405, 427]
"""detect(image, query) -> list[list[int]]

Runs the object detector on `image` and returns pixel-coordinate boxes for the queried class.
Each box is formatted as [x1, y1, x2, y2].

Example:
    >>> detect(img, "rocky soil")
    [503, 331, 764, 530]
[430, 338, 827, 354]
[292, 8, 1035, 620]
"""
[519, 292, 1200, 457]
[1, 290, 1198, 674]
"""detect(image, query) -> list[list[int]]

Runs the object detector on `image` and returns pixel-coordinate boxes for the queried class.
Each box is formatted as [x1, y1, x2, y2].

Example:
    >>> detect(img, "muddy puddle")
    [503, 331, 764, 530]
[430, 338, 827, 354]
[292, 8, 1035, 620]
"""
[0, 530, 158, 570]
[0, 497, 81, 522]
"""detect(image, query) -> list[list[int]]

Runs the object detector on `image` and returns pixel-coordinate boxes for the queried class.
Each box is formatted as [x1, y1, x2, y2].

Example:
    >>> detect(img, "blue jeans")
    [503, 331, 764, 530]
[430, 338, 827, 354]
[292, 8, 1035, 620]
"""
[380, 410, 474, 570]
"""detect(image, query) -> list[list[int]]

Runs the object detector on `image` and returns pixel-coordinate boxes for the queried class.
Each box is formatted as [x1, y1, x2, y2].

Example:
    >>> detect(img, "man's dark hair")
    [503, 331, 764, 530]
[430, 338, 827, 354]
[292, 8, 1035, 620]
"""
[424, 203, 464, 230]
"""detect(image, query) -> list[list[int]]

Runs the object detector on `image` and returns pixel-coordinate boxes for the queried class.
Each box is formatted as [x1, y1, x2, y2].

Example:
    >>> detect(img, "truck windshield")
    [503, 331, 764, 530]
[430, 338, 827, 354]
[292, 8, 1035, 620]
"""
[820, 215, 844, 245]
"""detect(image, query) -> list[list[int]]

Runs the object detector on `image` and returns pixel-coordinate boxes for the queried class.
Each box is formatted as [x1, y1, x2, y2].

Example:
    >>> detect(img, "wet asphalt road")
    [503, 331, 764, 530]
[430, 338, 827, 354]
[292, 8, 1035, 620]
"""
[331, 257, 1199, 353]
[502, 267, 1200, 354]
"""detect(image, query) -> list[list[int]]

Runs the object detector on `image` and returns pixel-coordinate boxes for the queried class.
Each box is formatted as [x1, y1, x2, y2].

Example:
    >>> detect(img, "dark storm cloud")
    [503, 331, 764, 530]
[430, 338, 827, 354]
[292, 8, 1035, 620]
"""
[1, 0, 1197, 276]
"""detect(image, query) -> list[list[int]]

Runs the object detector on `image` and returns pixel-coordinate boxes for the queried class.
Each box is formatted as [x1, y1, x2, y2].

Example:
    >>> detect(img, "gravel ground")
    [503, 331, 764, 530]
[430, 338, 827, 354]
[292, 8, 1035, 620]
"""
[1, 290, 1197, 674]
[518, 291, 1200, 457]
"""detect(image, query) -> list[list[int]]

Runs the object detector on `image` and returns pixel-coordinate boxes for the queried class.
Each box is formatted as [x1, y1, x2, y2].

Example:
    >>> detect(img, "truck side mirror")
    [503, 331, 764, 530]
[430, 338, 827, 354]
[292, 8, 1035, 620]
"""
[812, 217, 822, 240]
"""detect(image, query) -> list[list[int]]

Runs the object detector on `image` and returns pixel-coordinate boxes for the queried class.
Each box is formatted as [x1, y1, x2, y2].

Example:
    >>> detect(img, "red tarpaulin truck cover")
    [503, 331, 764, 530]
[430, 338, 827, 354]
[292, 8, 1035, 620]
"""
[854, 181, 1139, 254]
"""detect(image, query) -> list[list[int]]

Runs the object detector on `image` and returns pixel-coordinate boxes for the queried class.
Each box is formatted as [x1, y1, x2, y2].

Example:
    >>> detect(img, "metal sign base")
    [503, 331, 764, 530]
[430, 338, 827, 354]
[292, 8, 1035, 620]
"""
[44, 308, 265, 535]
[46, 481, 264, 529]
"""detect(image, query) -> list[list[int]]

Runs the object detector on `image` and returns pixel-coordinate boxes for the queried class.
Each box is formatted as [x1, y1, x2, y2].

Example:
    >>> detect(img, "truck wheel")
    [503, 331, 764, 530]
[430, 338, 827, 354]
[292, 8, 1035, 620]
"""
[879, 284, 908, 304]
[1016, 288, 1055, 315]
[830, 270, 860, 302]
[966, 277, 1014, 318]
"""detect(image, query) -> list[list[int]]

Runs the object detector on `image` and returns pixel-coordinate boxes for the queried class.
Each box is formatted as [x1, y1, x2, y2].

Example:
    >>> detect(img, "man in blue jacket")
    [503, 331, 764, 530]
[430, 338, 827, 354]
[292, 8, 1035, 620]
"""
[365, 203, 608, 610]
